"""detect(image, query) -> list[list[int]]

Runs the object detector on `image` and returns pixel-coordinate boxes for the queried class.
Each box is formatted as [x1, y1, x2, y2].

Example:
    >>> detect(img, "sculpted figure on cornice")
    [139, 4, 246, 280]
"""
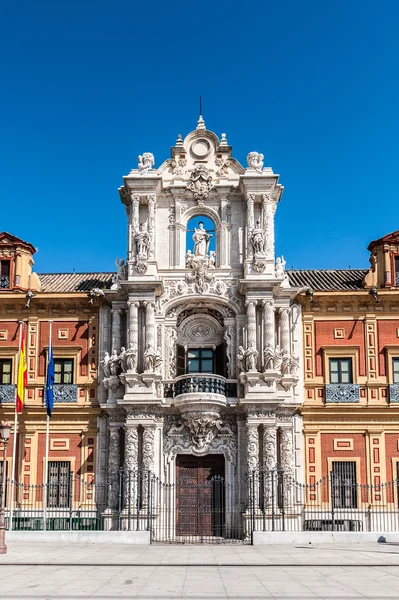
[246, 151, 264, 173]
[138, 152, 155, 175]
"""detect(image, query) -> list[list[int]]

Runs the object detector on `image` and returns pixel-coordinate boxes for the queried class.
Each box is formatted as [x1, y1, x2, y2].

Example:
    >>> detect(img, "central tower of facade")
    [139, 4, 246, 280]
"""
[98, 118, 304, 525]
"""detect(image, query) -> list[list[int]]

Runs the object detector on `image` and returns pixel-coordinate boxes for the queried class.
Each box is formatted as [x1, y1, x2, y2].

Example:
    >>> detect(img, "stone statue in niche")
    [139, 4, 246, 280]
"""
[275, 256, 286, 277]
[263, 343, 275, 370]
[247, 151, 264, 173]
[134, 224, 150, 259]
[237, 346, 246, 373]
[109, 349, 120, 376]
[101, 352, 111, 378]
[273, 345, 283, 371]
[138, 152, 155, 175]
[251, 223, 265, 256]
[193, 222, 212, 257]
[118, 347, 128, 373]
[144, 345, 156, 372]
[245, 342, 259, 371]
[125, 344, 138, 372]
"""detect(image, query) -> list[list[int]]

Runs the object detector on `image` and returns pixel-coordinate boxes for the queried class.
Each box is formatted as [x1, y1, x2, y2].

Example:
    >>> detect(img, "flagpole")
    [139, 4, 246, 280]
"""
[9, 321, 24, 531]
[43, 320, 53, 531]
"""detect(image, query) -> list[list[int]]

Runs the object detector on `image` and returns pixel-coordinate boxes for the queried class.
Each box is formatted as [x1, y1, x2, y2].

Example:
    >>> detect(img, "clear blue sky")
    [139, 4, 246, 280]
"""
[1, 0, 398, 273]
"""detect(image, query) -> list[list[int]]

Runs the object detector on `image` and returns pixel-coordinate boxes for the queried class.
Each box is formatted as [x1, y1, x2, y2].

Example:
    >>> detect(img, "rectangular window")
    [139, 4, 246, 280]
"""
[47, 461, 71, 508]
[0, 260, 10, 289]
[393, 358, 399, 384]
[329, 358, 353, 384]
[332, 461, 357, 508]
[187, 349, 214, 374]
[0, 359, 12, 385]
[54, 359, 73, 384]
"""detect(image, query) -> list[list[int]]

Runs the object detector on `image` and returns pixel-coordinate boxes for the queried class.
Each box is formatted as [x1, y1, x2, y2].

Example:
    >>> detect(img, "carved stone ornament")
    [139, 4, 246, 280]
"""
[137, 152, 155, 175]
[187, 165, 213, 203]
[163, 414, 237, 463]
[252, 260, 266, 273]
[185, 257, 215, 294]
[246, 151, 264, 173]
[171, 155, 187, 176]
[106, 407, 126, 423]
[215, 157, 230, 177]
[135, 261, 148, 275]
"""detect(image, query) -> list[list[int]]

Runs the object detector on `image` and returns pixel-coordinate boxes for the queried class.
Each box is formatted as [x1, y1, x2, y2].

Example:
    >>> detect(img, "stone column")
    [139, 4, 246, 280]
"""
[131, 194, 140, 261]
[142, 425, 156, 508]
[247, 423, 259, 508]
[147, 194, 156, 260]
[279, 308, 290, 354]
[107, 426, 121, 511]
[262, 425, 277, 508]
[280, 427, 295, 477]
[246, 300, 257, 346]
[262, 193, 274, 259]
[145, 301, 156, 350]
[246, 193, 255, 260]
[127, 301, 139, 371]
[111, 307, 122, 352]
[262, 300, 275, 368]
[124, 425, 139, 510]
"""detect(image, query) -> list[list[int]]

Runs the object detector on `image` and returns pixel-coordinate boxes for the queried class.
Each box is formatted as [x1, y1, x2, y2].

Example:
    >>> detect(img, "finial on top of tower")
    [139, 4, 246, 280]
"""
[176, 134, 184, 147]
[197, 95, 206, 130]
[220, 133, 228, 146]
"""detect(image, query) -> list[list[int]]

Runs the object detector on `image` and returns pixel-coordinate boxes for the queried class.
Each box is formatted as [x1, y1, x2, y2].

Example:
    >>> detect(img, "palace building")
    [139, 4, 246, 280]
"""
[1, 119, 399, 539]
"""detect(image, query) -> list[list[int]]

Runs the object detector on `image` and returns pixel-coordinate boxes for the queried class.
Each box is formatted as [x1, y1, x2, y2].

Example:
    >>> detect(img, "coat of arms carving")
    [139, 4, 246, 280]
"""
[187, 165, 213, 203]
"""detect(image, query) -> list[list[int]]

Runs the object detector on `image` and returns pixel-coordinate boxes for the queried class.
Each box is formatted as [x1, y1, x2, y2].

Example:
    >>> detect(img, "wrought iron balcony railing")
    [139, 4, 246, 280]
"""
[164, 375, 238, 399]
[325, 383, 360, 403]
[53, 384, 78, 403]
[0, 384, 16, 403]
[389, 384, 399, 403]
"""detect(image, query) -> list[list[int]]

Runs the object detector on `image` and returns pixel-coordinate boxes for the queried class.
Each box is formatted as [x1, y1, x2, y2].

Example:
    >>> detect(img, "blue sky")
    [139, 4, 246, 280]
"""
[1, 0, 398, 273]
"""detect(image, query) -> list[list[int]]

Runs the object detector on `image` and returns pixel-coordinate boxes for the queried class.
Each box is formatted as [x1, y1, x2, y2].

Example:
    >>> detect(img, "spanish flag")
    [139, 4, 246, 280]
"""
[16, 325, 27, 413]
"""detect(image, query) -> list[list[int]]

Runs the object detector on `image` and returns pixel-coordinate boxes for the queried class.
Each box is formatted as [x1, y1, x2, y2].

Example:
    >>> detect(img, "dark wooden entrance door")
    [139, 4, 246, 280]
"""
[176, 454, 225, 538]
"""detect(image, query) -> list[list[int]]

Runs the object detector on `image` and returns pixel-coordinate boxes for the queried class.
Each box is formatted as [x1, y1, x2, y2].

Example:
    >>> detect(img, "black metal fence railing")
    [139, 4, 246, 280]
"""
[2, 469, 399, 539]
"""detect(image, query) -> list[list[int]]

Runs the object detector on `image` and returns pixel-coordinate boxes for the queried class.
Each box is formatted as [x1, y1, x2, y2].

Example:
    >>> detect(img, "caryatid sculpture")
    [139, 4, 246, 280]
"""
[192, 222, 212, 257]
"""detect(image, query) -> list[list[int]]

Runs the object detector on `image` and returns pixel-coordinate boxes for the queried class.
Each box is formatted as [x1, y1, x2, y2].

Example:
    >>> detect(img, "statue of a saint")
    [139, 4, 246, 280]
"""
[237, 346, 246, 373]
[263, 343, 275, 370]
[281, 351, 291, 375]
[144, 345, 156, 372]
[251, 227, 265, 256]
[245, 343, 259, 371]
[101, 352, 111, 378]
[109, 349, 120, 376]
[192, 222, 212, 257]
[125, 344, 138, 372]
[134, 224, 149, 259]
[118, 347, 128, 373]
[273, 345, 283, 371]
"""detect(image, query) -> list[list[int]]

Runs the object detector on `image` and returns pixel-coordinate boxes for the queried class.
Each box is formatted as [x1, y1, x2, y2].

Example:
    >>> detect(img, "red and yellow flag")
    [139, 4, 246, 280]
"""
[16, 326, 27, 413]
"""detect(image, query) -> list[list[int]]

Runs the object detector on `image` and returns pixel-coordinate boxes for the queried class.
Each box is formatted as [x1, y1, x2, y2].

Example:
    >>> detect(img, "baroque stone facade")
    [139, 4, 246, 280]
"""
[98, 116, 304, 505]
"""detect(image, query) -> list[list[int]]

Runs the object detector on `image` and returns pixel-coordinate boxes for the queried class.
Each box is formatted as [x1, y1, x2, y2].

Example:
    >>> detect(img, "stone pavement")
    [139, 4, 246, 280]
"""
[1, 542, 399, 598]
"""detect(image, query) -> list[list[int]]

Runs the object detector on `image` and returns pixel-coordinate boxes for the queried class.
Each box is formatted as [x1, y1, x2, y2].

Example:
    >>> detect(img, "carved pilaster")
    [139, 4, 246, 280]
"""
[246, 300, 257, 346]
[147, 194, 156, 259]
[123, 425, 139, 509]
[145, 301, 156, 352]
[142, 425, 156, 472]
[262, 193, 274, 259]
[111, 307, 122, 352]
[263, 425, 277, 471]
[279, 308, 290, 354]
[246, 424, 259, 473]
[280, 427, 294, 476]
[107, 427, 121, 511]
[246, 193, 255, 260]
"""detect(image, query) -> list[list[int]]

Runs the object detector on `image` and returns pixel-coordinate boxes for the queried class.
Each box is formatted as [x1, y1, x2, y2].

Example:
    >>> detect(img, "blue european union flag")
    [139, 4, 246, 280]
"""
[45, 341, 55, 418]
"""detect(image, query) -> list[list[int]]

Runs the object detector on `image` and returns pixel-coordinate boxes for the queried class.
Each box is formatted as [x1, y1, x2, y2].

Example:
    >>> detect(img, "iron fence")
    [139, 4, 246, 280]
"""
[2, 469, 399, 539]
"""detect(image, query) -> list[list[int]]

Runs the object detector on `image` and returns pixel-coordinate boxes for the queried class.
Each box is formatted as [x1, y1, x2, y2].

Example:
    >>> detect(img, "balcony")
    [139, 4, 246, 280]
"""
[164, 374, 237, 404]
[53, 384, 78, 403]
[389, 384, 399, 403]
[325, 383, 360, 403]
[0, 384, 16, 403]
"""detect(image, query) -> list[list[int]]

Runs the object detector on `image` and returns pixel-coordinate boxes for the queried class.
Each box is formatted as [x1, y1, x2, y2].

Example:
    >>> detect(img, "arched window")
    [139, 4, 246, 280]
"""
[186, 216, 216, 260]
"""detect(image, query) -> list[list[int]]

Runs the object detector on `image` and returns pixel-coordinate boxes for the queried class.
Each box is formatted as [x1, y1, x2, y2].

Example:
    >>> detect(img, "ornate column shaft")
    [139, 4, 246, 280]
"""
[247, 423, 259, 507]
[124, 425, 139, 509]
[145, 302, 156, 350]
[280, 427, 294, 476]
[128, 301, 139, 357]
[262, 425, 277, 508]
[131, 194, 140, 261]
[107, 427, 121, 511]
[262, 300, 275, 358]
[246, 193, 255, 260]
[142, 425, 156, 508]
[280, 308, 290, 354]
[262, 193, 274, 259]
[246, 300, 257, 347]
[111, 307, 122, 352]
[147, 194, 156, 260]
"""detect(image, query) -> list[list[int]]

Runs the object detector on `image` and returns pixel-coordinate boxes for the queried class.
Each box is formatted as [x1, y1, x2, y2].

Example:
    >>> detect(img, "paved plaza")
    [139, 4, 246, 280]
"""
[1, 542, 399, 599]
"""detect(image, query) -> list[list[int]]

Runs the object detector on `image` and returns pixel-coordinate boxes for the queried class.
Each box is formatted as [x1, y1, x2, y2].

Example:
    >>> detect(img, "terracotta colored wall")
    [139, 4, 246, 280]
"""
[38, 321, 89, 377]
[314, 320, 366, 377]
[377, 320, 399, 376]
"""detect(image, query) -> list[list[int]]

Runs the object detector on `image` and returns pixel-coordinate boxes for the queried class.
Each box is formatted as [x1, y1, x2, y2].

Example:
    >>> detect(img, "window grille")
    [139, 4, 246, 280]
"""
[47, 461, 71, 508]
[332, 461, 357, 509]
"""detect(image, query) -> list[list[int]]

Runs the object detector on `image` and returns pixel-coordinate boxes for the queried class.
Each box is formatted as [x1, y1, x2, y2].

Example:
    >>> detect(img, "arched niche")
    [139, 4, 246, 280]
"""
[178, 207, 221, 268]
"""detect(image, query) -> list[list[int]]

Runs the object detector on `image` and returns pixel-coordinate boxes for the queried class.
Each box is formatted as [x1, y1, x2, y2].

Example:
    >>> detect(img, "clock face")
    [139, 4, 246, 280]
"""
[191, 138, 210, 159]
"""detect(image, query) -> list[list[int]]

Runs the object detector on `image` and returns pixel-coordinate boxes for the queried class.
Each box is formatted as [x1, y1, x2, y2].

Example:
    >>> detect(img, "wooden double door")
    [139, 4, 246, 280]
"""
[176, 454, 225, 538]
